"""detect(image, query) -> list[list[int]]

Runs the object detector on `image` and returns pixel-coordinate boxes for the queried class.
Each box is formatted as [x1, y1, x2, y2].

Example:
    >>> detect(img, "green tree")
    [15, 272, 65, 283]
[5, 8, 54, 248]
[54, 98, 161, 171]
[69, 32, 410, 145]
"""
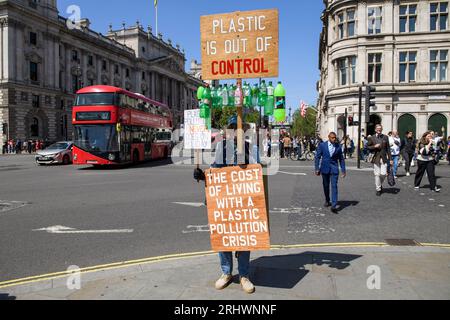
[211, 107, 259, 129]
[291, 107, 317, 138]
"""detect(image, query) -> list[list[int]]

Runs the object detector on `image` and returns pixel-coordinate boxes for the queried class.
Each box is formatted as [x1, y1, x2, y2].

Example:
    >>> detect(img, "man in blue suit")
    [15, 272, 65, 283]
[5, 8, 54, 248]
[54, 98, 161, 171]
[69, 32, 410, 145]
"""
[315, 132, 347, 214]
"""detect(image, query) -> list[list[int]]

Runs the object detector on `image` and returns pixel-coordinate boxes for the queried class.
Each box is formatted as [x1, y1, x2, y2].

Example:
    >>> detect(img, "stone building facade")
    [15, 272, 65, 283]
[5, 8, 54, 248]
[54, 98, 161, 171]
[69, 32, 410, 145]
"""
[317, 0, 450, 141]
[0, 0, 202, 150]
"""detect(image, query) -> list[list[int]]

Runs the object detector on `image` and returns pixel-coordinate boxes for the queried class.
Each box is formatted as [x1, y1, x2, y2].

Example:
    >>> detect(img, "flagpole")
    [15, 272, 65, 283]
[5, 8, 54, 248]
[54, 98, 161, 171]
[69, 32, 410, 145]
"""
[155, 2, 158, 36]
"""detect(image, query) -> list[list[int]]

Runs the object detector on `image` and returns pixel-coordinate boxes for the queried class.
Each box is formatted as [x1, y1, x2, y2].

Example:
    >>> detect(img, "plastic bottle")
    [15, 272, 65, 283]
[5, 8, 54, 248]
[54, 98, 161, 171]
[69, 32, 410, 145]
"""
[235, 83, 243, 107]
[274, 81, 286, 122]
[228, 84, 236, 107]
[243, 82, 251, 108]
[222, 84, 229, 107]
[251, 84, 259, 108]
[217, 84, 223, 108]
[197, 86, 205, 101]
[200, 85, 212, 119]
[258, 80, 267, 107]
[211, 86, 219, 109]
[265, 81, 275, 116]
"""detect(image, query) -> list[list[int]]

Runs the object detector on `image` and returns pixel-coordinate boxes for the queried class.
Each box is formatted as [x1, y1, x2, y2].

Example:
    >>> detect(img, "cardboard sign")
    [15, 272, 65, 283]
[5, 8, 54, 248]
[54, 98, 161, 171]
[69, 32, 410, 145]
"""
[184, 109, 211, 150]
[205, 164, 270, 252]
[201, 9, 279, 80]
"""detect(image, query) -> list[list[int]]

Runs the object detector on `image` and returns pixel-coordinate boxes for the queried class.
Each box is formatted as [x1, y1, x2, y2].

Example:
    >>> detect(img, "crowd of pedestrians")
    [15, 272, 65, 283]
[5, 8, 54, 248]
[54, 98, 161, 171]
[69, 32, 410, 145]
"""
[1, 139, 44, 155]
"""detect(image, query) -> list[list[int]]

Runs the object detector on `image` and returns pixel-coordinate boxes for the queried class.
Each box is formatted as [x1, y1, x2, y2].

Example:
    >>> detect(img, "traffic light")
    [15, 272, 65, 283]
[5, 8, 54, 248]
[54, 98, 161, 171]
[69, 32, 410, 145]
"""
[365, 86, 376, 121]
[348, 116, 354, 127]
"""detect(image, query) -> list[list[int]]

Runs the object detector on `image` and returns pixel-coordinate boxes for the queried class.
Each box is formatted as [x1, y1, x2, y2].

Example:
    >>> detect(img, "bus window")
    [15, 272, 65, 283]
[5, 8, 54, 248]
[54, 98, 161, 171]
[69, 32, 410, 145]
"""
[75, 93, 116, 106]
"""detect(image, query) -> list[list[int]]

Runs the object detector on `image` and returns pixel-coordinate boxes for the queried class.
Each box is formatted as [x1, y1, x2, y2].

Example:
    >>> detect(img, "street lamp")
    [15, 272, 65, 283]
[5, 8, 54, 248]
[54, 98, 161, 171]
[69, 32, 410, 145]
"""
[289, 107, 292, 124]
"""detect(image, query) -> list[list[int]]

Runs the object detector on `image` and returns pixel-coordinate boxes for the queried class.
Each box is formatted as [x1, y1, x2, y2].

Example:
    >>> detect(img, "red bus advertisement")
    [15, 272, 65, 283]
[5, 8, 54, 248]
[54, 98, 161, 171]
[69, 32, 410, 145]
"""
[72, 85, 173, 166]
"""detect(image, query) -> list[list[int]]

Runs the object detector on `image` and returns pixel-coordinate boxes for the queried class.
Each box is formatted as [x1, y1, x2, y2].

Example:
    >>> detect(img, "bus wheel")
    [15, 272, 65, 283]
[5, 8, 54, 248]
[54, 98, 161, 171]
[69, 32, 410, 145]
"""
[133, 150, 139, 164]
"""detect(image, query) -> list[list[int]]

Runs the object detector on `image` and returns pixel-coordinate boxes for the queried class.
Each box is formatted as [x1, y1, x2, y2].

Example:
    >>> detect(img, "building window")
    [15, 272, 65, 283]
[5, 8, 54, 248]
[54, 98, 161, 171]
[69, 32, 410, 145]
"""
[31, 118, 39, 137]
[368, 6, 382, 34]
[399, 51, 417, 83]
[368, 53, 382, 83]
[336, 8, 356, 39]
[72, 50, 78, 62]
[88, 55, 94, 66]
[88, 79, 94, 86]
[30, 62, 38, 82]
[430, 50, 448, 82]
[431, 2, 449, 31]
[126, 68, 130, 77]
[102, 60, 107, 71]
[72, 75, 80, 93]
[400, 4, 417, 33]
[32, 95, 40, 108]
[142, 46, 146, 53]
[337, 56, 357, 86]
[142, 71, 146, 80]
[30, 32, 37, 45]
[115, 65, 119, 74]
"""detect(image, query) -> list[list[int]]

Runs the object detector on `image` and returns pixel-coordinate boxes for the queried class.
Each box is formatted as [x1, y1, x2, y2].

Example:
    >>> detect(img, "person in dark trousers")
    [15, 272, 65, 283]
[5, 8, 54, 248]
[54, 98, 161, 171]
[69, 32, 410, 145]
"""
[447, 136, 450, 165]
[401, 131, 417, 176]
[194, 117, 260, 294]
[367, 125, 393, 196]
[414, 131, 441, 193]
[315, 132, 346, 214]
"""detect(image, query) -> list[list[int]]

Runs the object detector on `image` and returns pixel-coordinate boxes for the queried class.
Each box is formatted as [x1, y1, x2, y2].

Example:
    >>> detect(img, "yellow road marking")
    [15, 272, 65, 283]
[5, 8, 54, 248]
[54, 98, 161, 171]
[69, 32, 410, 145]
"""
[1, 242, 449, 289]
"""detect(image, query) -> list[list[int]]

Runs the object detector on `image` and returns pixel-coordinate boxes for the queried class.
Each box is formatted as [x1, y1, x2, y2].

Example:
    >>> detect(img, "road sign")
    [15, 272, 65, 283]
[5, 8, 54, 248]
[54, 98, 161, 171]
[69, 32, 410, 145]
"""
[205, 164, 270, 252]
[200, 9, 279, 80]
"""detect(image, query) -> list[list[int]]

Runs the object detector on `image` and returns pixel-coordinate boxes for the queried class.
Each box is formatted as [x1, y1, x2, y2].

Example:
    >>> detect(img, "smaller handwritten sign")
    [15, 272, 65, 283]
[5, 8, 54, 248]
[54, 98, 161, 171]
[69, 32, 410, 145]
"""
[205, 164, 270, 252]
[184, 109, 211, 150]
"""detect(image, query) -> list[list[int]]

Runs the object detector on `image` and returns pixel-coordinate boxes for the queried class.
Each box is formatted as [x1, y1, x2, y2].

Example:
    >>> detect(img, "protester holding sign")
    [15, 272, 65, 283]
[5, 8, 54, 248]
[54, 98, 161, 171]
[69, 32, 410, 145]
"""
[193, 116, 262, 294]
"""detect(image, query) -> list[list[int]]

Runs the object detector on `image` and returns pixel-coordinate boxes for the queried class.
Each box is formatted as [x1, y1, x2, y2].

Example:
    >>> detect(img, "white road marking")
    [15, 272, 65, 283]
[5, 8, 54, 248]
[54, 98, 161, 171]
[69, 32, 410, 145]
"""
[0, 200, 29, 214]
[182, 225, 210, 234]
[429, 199, 435, 201]
[439, 205, 445, 207]
[173, 202, 205, 208]
[278, 171, 307, 176]
[33, 225, 133, 234]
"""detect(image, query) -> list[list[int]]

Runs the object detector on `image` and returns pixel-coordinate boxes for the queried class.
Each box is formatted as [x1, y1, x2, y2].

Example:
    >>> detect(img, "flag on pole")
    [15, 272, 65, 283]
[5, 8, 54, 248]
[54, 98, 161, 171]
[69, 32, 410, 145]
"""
[154, 0, 158, 7]
[300, 101, 309, 118]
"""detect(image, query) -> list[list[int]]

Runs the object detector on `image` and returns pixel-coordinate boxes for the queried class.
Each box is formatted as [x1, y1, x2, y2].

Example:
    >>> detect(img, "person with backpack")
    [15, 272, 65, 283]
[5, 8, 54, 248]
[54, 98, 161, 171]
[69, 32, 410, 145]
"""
[193, 116, 260, 294]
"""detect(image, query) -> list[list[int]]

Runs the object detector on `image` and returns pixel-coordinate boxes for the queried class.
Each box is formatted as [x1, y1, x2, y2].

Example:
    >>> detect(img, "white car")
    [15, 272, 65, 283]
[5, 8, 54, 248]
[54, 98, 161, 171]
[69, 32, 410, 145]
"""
[35, 142, 73, 165]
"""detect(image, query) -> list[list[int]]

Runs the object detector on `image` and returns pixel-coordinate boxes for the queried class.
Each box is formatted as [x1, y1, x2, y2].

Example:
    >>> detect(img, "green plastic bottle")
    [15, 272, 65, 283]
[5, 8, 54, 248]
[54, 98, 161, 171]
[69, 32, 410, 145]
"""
[243, 82, 251, 108]
[258, 80, 267, 107]
[274, 81, 286, 122]
[197, 86, 205, 101]
[251, 84, 259, 108]
[265, 81, 275, 116]
[200, 86, 211, 119]
[228, 84, 236, 107]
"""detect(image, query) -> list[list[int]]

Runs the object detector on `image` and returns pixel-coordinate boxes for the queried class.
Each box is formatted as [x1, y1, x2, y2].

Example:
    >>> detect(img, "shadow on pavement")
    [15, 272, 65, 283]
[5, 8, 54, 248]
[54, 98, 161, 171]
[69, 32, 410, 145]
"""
[337, 201, 359, 212]
[383, 187, 401, 194]
[0, 293, 16, 300]
[76, 158, 175, 170]
[250, 251, 362, 289]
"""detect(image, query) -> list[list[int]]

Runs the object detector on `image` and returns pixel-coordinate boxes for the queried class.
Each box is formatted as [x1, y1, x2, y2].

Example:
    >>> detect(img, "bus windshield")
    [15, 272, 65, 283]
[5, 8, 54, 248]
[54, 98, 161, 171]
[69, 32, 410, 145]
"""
[75, 93, 116, 106]
[74, 125, 119, 152]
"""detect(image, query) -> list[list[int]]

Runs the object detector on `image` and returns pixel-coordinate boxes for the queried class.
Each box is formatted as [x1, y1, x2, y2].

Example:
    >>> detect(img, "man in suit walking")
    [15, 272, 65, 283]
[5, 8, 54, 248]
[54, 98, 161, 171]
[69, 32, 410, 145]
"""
[315, 132, 347, 214]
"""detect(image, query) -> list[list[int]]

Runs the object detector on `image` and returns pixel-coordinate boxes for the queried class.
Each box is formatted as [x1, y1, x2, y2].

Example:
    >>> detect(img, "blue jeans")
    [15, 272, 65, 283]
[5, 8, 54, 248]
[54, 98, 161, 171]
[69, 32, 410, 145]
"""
[388, 155, 400, 176]
[219, 251, 250, 277]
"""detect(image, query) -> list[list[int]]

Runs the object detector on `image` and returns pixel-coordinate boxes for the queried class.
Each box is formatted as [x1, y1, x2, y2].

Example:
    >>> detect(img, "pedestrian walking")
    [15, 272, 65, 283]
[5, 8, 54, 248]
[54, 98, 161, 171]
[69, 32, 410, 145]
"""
[367, 124, 393, 196]
[193, 117, 260, 294]
[2, 141, 7, 154]
[27, 140, 33, 154]
[401, 131, 417, 176]
[283, 134, 291, 159]
[315, 132, 346, 214]
[414, 131, 441, 193]
[447, 136, 450, 165]
[388, 131, 401, 178]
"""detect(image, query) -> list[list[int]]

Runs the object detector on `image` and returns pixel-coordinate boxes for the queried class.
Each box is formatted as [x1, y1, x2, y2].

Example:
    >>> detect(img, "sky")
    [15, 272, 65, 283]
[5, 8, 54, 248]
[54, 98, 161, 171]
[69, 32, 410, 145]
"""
[57, 0, 325, 113]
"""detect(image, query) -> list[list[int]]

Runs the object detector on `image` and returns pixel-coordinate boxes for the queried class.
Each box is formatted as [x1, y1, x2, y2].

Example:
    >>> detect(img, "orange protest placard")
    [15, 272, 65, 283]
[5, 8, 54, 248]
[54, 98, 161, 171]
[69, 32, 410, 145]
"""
[205, 164, 270, 252]
[200, 9, 279, 80]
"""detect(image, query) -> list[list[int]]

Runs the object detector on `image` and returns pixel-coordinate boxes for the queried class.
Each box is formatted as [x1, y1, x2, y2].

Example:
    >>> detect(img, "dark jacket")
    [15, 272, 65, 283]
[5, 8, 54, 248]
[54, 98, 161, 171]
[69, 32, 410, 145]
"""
[368, 134, 392, 165]
[401, 137, 417, 154]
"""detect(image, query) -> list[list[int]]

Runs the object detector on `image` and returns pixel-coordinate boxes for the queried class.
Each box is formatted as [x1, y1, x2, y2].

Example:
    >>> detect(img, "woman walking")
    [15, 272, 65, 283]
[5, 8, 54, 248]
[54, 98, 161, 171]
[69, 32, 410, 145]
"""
[414, 131, 441, 193]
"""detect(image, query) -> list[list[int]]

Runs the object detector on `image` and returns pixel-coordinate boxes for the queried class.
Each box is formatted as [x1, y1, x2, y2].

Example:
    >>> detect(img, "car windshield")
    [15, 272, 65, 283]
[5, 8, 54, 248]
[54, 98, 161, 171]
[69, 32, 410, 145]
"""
[46, 143, 69, 150]
[75, 93, 116, 106]
[74, 125, 119, 153]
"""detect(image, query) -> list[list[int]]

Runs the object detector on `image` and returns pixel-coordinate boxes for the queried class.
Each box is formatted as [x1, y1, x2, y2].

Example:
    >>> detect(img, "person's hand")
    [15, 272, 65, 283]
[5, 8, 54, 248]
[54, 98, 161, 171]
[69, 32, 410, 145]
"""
[315, 171, 321, 176]
[374, 144, 381, 149]
[342, 172, 346, 178]
[390, 160, 394, 166]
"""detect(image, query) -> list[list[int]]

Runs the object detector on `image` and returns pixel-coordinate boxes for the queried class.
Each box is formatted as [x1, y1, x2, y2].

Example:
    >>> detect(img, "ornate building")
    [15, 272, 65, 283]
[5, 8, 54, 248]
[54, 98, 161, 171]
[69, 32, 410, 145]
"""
[0, 0, 202, 150]
[317, 0, 450, 140]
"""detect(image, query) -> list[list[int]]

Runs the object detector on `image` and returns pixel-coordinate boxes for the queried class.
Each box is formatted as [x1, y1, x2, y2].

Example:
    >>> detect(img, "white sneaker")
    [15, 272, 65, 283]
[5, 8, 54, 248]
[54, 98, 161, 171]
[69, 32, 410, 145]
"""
[240, 277, 255, 294]
[433, 187, 441, 193]
[215, 274, 232, 290]
[406, 172, 411, 177]
[414, 186, 420, 190]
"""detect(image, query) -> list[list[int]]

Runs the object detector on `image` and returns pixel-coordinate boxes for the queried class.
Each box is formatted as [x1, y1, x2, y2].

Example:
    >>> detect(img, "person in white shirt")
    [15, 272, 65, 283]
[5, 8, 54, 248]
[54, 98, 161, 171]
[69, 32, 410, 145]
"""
[389, 131, 401, 178]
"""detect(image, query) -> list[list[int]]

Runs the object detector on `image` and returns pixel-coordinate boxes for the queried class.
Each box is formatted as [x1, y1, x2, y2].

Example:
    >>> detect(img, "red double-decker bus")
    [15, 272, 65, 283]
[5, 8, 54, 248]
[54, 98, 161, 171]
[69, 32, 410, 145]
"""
[72, 85, 173, 166]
